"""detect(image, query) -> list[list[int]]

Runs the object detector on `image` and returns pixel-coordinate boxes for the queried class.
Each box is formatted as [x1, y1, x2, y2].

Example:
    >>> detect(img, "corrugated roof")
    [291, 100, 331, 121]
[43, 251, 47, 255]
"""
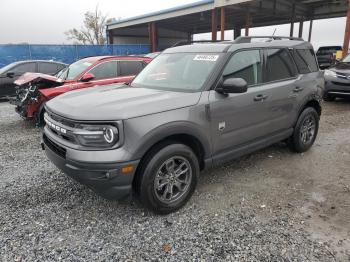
[106, 0, 214, 27]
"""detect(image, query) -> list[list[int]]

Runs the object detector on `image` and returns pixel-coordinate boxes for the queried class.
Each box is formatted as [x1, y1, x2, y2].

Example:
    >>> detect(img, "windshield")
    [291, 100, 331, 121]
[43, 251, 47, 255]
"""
[0, 63, 15, 75]
[56, 60, 93, 80]
[132, 53, 221, 92]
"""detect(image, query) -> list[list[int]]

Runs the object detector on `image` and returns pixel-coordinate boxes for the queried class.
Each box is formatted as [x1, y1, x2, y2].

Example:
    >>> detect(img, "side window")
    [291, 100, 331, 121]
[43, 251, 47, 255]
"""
[266, 49, 297, 82]
[292, 49, 319, 74]
[38, 62, 60, 75]
[89, 61, 118, 80]
[13, 63, 36, 73]
[119, 61, 144, 76]
[222, 50, 262, 86]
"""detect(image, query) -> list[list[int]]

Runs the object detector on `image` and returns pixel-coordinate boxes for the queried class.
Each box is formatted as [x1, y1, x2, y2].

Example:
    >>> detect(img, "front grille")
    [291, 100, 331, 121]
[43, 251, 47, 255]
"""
[47, 111, 76, 128]
[43, 134, 66, 159]
[45, 110, 79, 145]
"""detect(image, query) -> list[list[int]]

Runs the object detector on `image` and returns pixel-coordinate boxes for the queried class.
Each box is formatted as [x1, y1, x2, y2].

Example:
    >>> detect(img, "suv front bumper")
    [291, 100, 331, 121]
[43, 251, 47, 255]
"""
[41, 133, 139, 200]
[325, 78, 350, 97]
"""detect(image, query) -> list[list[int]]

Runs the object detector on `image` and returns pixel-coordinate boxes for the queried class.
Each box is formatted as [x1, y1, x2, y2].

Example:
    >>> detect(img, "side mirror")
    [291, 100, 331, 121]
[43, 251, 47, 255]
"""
[80, 73, 95, 82]
[6, 71, 15, 78]
[216, 78, 248, 94]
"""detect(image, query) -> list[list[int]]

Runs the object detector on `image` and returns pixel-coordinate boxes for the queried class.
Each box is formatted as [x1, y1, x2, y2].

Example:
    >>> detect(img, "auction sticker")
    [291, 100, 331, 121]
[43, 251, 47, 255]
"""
[193, 55, 219, 62]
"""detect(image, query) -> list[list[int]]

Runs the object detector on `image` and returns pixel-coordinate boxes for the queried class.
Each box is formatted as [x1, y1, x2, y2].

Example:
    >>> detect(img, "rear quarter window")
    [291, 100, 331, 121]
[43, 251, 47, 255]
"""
[291, 49, 319, 74]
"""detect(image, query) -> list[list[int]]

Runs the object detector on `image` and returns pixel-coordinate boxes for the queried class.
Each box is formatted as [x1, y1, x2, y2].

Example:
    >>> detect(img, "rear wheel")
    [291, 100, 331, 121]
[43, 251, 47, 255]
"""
[288, 107, 319, 153]
[136, 143, 199, 214]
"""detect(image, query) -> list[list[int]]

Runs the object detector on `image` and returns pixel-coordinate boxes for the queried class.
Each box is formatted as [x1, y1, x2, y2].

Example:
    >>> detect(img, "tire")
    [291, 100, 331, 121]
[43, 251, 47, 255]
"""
[35, 104, 46, 127]
[323, 93, 336, 102]
[136, 143, 199, 214]
[288, 107, 319, 153]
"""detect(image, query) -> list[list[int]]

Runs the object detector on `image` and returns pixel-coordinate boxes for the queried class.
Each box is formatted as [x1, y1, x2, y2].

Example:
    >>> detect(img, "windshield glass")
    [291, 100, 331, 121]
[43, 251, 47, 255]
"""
[132, 53, 221, 92]
[56, 60, 93, 80]
[0, 63, 15, 75]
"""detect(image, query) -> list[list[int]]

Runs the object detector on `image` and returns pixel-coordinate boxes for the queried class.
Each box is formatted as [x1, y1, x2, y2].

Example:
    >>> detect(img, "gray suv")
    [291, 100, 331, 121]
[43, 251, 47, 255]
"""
[41, 36, 324, 214]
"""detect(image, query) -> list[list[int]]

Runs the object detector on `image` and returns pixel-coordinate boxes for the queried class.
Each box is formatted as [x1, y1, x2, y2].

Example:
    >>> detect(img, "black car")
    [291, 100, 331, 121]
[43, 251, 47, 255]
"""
[316, 46, 342, 69]
[324, 54, 350, 101]
[0, 60, 67, 99]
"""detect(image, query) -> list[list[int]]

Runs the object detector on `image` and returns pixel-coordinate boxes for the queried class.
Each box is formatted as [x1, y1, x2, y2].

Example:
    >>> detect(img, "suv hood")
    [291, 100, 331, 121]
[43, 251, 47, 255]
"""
[14, 72, 64, 86]
[329, 62, 350, 74]
[46, 84, 201, 120]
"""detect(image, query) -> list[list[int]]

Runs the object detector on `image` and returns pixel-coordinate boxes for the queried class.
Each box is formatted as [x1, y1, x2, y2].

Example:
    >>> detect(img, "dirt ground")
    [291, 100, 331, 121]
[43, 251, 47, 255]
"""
[197, 99, 350, 258]
[0, 100, 349, 261]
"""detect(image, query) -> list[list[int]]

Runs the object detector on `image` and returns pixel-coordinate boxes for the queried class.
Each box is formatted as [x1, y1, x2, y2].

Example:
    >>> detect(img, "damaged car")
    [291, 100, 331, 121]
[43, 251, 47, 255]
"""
[11, 56, 151, 125]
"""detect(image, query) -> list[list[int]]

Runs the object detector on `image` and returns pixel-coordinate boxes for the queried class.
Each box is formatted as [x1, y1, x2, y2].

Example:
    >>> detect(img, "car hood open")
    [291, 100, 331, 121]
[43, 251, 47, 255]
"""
[14, 72, 64, 86]
[46, 84, 202, 121]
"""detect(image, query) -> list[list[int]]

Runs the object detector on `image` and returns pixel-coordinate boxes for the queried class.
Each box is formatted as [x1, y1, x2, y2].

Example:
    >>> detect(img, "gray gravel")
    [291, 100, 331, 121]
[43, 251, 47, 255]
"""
[0, 101, 349, 261]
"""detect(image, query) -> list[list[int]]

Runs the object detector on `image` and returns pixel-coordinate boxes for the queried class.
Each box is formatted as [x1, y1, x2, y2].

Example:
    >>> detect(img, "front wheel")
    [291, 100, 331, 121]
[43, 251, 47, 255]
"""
[288, 107, 319, 153]
[136, 143, 199, 214]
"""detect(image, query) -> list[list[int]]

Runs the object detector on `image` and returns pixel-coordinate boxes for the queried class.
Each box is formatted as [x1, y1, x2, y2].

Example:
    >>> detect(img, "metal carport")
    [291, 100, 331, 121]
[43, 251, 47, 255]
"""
[106, 0, 350, 55]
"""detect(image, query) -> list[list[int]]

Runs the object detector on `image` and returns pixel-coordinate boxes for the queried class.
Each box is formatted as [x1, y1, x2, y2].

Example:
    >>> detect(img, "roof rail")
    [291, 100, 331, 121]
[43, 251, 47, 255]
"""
[234, 36, 304, 43]
[171, 40, 228, 47]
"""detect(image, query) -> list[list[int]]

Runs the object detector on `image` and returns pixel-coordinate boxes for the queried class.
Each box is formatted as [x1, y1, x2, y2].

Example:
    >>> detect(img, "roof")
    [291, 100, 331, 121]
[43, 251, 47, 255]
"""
[164, 38, 313, 53]
[107, 0, 348, 35]
[107, 0, 214, 28]
[79, 56, 151, 63]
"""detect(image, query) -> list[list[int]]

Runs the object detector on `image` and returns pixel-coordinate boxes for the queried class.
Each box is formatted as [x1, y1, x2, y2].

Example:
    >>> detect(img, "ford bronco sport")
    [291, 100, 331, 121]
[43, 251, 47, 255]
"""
[42, 36, 324, 214]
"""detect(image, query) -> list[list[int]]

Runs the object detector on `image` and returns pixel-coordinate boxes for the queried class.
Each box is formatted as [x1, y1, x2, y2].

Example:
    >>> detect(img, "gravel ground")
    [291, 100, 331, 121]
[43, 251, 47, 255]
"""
[0, 100, 349, 261]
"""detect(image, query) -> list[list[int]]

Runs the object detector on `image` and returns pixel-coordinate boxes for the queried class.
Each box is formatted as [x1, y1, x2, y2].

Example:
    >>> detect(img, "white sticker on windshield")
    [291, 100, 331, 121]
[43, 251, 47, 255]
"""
[193, 55, 219, 62]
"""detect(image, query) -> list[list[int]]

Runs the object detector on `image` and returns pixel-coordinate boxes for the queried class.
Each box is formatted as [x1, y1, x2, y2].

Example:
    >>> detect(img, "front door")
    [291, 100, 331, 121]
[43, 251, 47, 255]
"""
[209, 49, 273, 158]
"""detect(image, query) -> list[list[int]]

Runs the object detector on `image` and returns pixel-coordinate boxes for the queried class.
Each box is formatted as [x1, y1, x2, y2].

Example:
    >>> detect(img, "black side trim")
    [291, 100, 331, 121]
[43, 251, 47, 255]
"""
[212, 128, 293, 166]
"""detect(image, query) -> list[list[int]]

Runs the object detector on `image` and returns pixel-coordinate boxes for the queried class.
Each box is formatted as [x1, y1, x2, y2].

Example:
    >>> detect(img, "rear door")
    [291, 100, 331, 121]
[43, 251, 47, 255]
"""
[118, 60, 145, 78]
[209, 49, 273, 156]
[1, 62, 36, 97]
[259, 48, 300, 132]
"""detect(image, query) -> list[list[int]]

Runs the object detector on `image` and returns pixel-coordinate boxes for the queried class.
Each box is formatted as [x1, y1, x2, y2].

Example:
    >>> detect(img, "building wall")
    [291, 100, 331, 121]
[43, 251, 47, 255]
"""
[112, 27, 189, 49]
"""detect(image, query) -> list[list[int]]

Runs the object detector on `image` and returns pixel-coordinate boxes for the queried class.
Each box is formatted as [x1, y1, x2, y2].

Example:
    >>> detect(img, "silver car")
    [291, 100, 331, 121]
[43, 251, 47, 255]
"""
[41, 36, 324, 214]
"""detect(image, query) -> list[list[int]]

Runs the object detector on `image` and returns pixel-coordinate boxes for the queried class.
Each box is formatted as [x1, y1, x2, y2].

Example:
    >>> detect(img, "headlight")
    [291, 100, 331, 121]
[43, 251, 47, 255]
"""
[324, 70, 337, 78]
[74, 124, 119, 148]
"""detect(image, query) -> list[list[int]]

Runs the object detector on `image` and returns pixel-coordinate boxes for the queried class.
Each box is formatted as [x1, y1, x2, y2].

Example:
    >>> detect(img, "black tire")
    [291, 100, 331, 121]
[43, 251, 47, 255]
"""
[35, 104, 46, 127]
[323, 93, 336, 102]
[288, 107, 319, 153]
[136, 143, 199, 214]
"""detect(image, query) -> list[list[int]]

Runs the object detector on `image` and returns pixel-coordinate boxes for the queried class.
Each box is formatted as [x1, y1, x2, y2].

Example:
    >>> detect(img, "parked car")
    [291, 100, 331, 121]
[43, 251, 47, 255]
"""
[11, 56, 151, 124]
[42, 36, 324, 214]
[324, 53, 350, 101]
[316, 46, 342, 69]
[0, 60, 66, 99]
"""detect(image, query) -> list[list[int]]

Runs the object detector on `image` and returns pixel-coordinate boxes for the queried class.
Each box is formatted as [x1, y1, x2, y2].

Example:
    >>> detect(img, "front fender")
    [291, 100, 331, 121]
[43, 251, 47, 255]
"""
[129, 121, 212, 161]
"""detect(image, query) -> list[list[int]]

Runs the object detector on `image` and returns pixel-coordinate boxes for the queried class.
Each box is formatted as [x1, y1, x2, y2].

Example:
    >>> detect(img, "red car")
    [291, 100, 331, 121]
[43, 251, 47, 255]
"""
[12, 56, 151, 124]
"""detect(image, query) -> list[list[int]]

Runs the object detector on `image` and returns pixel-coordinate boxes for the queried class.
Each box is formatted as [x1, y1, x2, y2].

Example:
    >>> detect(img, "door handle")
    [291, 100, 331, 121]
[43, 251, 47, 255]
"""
[254, 94, 268, 102]
[293, 87, 304, 93]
